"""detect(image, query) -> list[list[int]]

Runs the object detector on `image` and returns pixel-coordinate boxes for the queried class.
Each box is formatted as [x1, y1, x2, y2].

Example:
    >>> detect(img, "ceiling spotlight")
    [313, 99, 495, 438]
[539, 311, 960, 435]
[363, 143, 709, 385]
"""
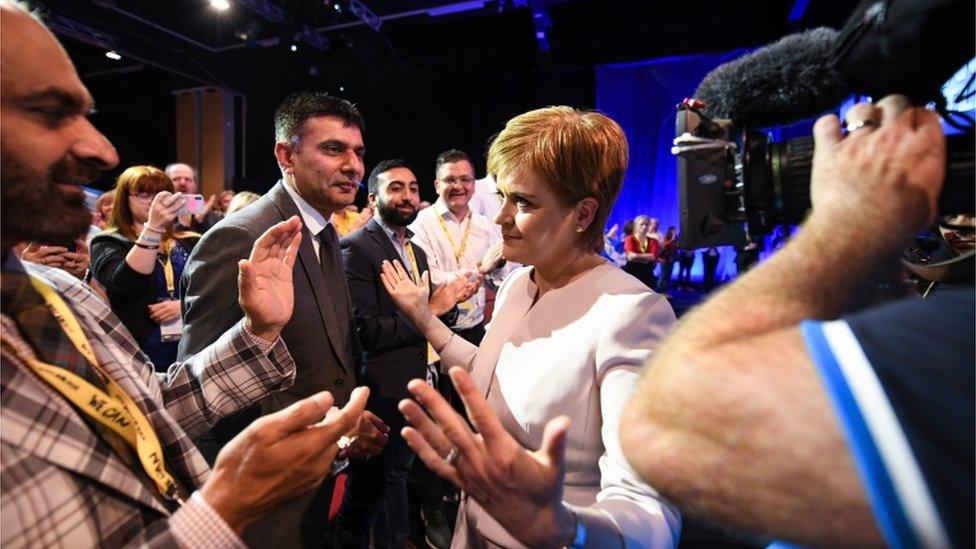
[210, 0, 230, 11]
[290, 43, 298, 52]
[105, 50, 122, 60]
[339, 85, 345, 92]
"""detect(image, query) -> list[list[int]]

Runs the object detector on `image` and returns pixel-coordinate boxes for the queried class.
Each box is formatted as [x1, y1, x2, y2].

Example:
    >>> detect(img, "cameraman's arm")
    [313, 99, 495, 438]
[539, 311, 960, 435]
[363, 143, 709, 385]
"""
[621, 99, 946, 545]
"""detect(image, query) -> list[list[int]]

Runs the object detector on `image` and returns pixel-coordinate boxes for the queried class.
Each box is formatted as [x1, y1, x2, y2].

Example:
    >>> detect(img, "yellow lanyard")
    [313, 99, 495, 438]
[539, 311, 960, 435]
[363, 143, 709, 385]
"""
[157, 241, 176, 297]
[8, 277, 188, 503]
[404, 242, 440, 364]
[434, 211, 473, 264]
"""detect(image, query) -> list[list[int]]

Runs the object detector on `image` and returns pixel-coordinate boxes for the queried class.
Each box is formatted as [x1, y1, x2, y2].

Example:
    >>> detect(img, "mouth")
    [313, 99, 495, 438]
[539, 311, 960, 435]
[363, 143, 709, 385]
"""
[396, 205, 416, 213]
[55, 182, 86, 196]
[448, 191, 467, 199]
[502, 234, 521, 241]
[334, 182, 358, 193]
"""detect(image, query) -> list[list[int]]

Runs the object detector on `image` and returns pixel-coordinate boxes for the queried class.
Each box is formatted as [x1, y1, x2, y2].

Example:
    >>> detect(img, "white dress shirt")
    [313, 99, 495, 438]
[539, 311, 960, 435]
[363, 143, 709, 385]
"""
[408, 199, 515, 330]
[282, 179, 332, 260]
[438, 261, 681, 548]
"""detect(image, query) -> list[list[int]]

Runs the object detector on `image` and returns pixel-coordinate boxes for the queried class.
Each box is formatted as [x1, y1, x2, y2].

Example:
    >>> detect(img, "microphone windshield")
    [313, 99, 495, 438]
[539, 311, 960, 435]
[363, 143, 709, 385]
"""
[694, 28, 849, 128]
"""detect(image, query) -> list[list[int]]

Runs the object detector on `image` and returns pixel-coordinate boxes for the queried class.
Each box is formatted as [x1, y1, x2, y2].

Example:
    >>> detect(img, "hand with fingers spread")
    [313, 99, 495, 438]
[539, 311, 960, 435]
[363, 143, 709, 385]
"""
[399, 368, 577, 548]
[201, 386, 370, 534]
[239, 215, 303, 342]
[379, 259, 433, 328]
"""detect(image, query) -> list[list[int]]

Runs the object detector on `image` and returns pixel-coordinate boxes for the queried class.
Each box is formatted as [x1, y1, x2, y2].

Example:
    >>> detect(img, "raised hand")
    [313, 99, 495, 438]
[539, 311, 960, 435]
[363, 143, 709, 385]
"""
[202, 386, 369, 534]
[348, 410, 390, 458]
[399, 368, 576, 548]
[379, 259, 433, 327]
[429, 271, 481, 316]
[239, 216, 303, 342]
[147, 191, 184, 230]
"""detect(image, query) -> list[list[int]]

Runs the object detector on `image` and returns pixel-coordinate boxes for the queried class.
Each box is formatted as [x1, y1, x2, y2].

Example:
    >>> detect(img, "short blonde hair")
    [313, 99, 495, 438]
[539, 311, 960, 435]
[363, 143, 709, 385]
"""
[487, 106, 628, 251]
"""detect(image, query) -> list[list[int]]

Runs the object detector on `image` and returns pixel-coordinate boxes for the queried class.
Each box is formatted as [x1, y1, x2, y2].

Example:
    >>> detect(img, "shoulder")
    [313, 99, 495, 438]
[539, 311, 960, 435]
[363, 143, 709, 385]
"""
[24, 262, 111, 314]
[588, 264, 675, 323]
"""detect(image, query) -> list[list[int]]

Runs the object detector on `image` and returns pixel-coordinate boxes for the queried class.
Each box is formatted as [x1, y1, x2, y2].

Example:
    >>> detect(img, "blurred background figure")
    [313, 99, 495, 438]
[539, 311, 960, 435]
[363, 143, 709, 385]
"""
[334, 202, 374, 237]
[215, 189, 235, 217]
[90, 165, 199, 368]
[225, 190, 261, 216]
[656, 226, 678, 293]
[623, 214, 659, 289]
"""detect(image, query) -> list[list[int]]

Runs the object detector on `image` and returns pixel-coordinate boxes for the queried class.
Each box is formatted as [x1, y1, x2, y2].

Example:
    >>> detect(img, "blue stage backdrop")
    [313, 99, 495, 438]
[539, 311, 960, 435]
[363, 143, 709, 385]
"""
[596, 49, 748, 282]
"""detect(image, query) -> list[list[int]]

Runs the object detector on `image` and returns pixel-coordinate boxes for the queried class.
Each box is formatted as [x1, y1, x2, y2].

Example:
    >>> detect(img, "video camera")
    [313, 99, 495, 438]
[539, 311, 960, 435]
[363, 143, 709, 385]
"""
[674, 0, 975, 250]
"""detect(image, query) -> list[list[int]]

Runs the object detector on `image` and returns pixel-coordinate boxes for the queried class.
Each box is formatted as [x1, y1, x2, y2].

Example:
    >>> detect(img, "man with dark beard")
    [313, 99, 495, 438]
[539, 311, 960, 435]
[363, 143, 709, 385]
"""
[0, 3, 367, 547]
[336, 159, 476, 547]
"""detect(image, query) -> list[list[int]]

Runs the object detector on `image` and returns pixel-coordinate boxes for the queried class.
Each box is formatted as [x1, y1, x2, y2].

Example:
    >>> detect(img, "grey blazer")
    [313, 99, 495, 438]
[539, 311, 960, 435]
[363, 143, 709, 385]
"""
[179, 181, 357, 410]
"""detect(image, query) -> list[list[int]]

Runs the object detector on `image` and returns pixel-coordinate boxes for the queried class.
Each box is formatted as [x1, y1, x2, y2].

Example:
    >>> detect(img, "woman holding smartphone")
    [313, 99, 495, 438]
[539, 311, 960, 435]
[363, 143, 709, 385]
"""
[91, 165, 200, 369]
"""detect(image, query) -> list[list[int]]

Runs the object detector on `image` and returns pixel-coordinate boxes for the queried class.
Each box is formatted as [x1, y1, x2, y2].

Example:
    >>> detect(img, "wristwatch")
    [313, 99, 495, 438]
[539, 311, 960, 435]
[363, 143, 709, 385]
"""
[562, 504, 587, 549]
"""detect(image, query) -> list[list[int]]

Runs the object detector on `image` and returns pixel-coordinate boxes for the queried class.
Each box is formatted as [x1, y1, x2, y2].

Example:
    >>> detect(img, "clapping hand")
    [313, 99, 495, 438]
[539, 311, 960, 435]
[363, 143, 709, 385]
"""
[239, 216, 303, 342]
[202, 386, 369, 533]
[379, 259, 433, 327]
[399, 368, 576, 548]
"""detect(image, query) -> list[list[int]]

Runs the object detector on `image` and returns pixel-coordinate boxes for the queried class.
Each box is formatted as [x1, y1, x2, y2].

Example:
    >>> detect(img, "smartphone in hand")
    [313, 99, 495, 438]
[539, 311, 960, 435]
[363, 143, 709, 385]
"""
[176, 194, 205, 217]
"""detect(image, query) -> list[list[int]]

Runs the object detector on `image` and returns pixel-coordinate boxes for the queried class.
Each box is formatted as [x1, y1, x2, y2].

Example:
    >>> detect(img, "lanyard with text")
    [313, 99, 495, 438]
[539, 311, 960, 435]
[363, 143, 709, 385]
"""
[435, 211, 473, 264]
[10, 277, 188, 503]
[404, 242, 440, 365]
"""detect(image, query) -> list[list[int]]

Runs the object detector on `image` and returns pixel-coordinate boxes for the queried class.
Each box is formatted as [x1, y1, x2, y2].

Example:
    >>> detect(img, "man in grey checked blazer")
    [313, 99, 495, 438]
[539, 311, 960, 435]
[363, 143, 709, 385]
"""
[0, 4, 368, 547]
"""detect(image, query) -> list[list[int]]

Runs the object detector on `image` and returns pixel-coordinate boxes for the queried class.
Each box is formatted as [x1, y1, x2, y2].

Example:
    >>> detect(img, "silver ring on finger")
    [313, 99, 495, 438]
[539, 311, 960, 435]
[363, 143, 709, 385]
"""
[444, 446, 459, 466]
[846, 119, 879, 134]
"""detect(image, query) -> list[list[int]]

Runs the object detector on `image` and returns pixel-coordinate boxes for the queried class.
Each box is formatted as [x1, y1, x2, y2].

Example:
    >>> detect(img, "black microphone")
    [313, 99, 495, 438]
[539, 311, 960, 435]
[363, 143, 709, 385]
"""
[693, 28, 848, 128]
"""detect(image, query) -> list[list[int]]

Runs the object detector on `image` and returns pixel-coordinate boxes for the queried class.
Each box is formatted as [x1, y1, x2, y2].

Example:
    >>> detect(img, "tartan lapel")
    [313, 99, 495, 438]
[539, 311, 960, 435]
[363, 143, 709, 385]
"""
[1, 316, 170, 515]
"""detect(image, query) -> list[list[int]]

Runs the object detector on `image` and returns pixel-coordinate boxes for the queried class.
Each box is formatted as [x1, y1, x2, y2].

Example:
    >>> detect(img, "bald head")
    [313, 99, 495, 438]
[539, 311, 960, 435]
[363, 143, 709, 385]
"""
[0, 1, 119, 249]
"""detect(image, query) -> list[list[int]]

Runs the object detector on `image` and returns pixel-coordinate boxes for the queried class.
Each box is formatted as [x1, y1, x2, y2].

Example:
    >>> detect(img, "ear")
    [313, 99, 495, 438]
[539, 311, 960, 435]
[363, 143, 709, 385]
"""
[575, 196, 599, 232]
[367, 193, 378, 208]
[274, 141, 296, 175]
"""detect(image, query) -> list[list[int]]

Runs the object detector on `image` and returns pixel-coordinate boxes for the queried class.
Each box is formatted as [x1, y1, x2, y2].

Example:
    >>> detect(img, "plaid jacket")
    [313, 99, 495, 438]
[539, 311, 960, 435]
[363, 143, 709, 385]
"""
[1, 261, 297, 548]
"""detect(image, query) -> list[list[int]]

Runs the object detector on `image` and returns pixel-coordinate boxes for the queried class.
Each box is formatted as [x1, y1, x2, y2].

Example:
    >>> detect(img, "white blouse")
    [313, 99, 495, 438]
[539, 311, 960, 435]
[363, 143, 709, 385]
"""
[439, 261, 681, 548]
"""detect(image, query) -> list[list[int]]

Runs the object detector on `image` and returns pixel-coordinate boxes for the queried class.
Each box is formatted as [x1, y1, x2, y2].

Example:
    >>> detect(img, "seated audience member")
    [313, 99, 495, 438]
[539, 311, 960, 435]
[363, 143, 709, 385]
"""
[165, 162, 221, 233]
[90, 166, 199, 368]
[657, 226, 678, 293]
[381, 106, 680, 548]
[336, 159, 475, 548]
[0, 4, 367, 546]
[620, 97, 973, 548]
[225, 190, 261, 215]
[623, 214, 659, 289]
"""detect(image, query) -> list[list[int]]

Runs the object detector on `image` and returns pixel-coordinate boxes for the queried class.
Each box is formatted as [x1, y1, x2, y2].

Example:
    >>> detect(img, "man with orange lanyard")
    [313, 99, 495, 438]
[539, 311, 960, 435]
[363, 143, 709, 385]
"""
[0, 4, 367, 546]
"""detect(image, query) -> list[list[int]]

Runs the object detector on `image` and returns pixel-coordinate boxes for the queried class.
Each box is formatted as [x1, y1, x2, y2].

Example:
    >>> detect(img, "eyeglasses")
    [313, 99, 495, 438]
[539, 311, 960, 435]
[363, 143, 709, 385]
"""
[133, 192, 157, 202]
[441, 176, 475, 186]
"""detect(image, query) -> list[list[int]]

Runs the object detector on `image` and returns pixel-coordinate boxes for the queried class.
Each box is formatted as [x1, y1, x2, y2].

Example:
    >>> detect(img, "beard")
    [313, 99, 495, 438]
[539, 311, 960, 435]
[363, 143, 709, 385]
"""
[1, 153, 98, 248]
[377, 199, 418, 227]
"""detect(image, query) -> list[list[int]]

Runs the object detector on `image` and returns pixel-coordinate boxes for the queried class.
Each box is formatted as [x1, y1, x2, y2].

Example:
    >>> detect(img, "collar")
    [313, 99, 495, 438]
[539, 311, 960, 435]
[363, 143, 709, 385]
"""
[433, 198, 468, 223]
[374, 216, 413, 244]
[282, 179, 331, 237]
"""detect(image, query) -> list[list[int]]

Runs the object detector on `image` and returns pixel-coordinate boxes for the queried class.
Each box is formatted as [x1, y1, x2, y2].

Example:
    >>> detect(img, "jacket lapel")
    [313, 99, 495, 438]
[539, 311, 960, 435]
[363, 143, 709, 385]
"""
[0, 317, 171, 515]
[268, 182, 352, 371]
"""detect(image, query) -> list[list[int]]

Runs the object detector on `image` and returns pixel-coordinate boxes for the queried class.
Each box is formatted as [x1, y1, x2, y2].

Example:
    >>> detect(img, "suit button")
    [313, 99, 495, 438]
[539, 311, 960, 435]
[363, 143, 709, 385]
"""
[334, 377, 345, 388]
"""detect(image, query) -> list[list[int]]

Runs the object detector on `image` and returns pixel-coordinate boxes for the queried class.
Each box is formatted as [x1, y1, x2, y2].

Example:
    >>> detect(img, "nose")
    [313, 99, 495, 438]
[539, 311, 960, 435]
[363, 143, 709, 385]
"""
[341, 150, 365, 180]
[493, 198, 512, 227]
[71, 118, 119, 170]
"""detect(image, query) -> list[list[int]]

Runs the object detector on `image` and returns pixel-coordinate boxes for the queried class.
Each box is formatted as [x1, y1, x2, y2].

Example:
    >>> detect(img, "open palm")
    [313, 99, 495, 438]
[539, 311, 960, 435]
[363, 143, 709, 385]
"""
[238, 216, 303, 337]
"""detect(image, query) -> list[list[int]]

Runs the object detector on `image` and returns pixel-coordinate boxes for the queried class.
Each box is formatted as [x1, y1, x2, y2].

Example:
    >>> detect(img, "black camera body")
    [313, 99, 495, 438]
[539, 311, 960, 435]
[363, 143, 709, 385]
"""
[675, 0, 975, 250]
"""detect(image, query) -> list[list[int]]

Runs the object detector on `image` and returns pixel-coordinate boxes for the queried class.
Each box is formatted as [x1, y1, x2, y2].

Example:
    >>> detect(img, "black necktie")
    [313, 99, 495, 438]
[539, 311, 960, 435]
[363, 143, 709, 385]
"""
[318, 225, 353, 361]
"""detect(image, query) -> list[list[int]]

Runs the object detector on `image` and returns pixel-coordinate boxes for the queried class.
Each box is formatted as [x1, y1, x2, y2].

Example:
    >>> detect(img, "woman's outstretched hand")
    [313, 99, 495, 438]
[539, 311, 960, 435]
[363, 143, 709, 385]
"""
[399, 367, 576, 548]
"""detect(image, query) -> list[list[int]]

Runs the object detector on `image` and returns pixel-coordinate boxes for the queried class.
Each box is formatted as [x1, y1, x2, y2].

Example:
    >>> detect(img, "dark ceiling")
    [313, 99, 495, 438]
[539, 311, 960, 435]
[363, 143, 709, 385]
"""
[32, 0, 864, 193]
[39, 0, 862, 99]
